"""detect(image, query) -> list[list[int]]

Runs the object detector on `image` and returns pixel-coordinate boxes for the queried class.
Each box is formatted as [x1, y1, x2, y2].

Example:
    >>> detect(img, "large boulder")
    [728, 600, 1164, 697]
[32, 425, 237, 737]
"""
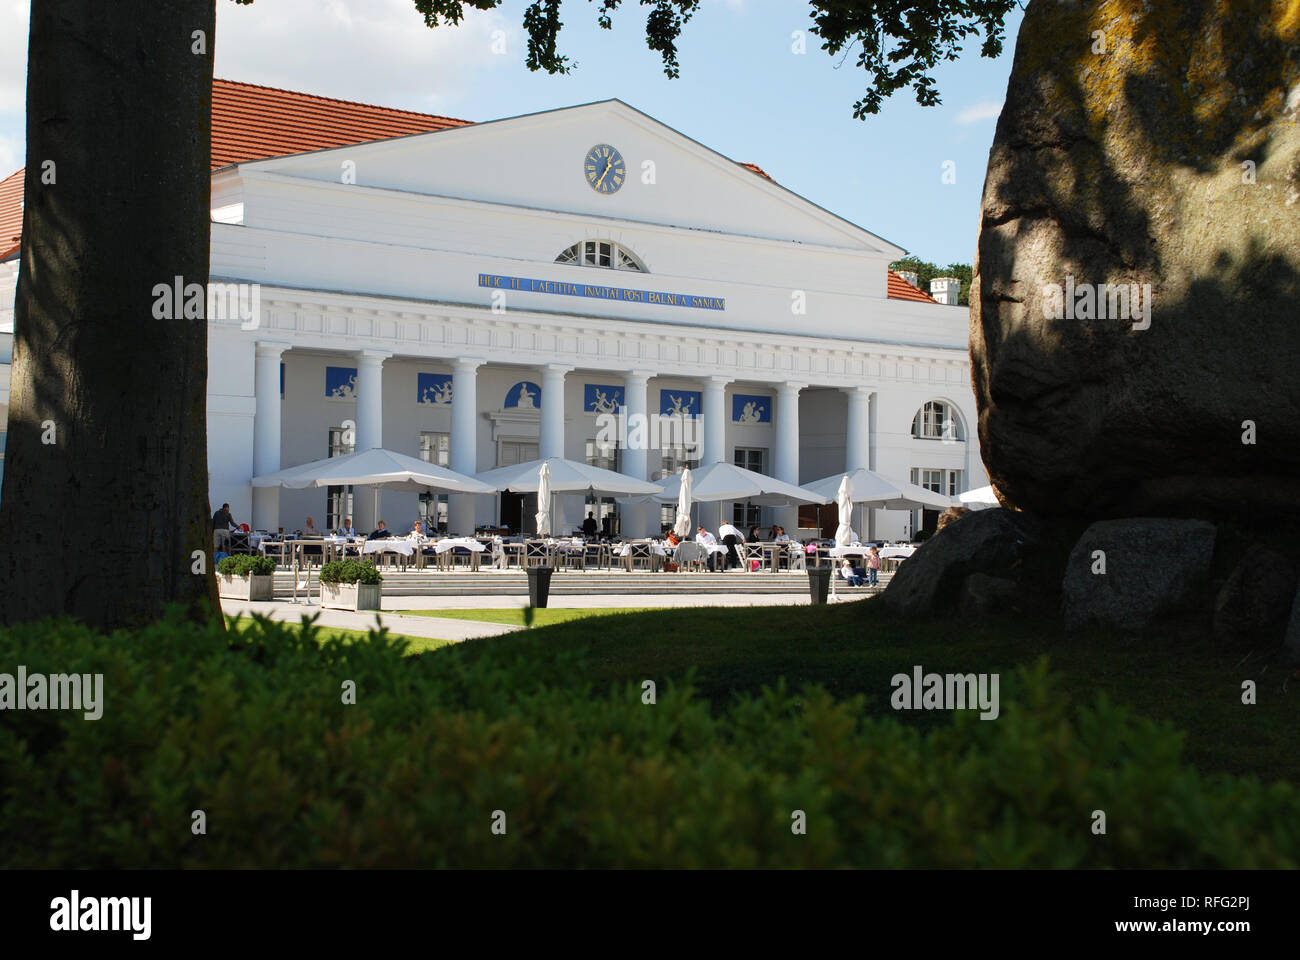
[971, 2, 1300, 524]
[880, 508, 1046, 618]
[1061, 519, 1216, 631]
[1212, 547, 1297, 647]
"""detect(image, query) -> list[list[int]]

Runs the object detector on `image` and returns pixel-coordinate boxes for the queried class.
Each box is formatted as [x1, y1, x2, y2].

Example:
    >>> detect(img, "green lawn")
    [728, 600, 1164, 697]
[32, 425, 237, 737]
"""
[226, 615, 456, 656]
[404, 607, 659, 627]
[424, 598, 1300, 784]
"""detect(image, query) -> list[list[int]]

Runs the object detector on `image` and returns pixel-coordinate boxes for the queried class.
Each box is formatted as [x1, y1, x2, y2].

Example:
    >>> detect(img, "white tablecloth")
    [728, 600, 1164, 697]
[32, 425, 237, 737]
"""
[618, 542, 668, 558]
[362, 539, 414, 557]
[827, 545, 872, 558]
[879, 546, 917, 559]
[433, 538, 487, 554]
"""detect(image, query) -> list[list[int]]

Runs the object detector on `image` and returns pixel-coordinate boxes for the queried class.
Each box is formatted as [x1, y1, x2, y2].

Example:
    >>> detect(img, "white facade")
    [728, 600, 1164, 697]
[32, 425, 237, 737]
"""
[1, 99, 985, 537]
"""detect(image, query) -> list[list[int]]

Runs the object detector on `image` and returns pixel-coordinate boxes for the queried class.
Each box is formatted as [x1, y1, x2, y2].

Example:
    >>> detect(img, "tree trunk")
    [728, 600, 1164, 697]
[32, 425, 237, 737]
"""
[0, 0, 221, 629]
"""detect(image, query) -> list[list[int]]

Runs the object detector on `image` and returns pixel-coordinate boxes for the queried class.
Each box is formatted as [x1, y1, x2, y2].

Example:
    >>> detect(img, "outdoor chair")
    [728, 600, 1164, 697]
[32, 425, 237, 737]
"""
[524, 539, 552, 569]
[787, 544, 807, 571]
[675, 541, 707, 572]
[624, 541, 655, 572]
[733, 541, 751, 572]
[582, 542, 606, 571]
[260, 539, 287, 566]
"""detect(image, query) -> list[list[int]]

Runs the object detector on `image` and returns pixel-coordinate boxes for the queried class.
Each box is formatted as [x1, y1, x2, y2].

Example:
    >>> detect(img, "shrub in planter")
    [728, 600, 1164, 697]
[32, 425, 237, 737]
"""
[2, 617, 1299, 868]
[215, 555, 277, 600]
[319, 559, 382, 611]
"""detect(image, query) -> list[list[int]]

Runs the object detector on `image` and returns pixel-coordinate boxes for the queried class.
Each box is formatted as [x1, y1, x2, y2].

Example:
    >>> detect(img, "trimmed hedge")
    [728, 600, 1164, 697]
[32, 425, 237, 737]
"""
[318, 558, 382, 585]
[216, 555, 276, 577]
[1, 612, 1297, 867]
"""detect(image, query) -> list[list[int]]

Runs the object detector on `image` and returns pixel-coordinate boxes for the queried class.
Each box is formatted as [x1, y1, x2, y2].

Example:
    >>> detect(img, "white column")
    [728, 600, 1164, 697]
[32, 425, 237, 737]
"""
[621, 370, 654, 537]
[449, 358, 484, 536]
[844, 386, 872, 471]
[701, 376, 731, 530]
[702, 376, 731, 465]
[251, 341, 289, 532]
[353, 350, 391, 532]
[844, 385, 874, 541]
[540, 364, 573, 531]
[868, 389, 879, 541]
[540, 364, 572, 460]
[774, 381, 807, 533]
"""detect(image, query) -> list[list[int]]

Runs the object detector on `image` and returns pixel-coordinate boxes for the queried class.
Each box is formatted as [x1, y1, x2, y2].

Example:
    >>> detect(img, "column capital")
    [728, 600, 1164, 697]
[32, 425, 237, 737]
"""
[356, 348, 392, 363]
[454, 356, 486, 373]
[778, 380, 809, 394]
[624, 369, 656, 384]
[255, 340, 291, 359]
[843, 384, 875, 399]
[542, 362, 575, 376]
[705, 375, 733, 389]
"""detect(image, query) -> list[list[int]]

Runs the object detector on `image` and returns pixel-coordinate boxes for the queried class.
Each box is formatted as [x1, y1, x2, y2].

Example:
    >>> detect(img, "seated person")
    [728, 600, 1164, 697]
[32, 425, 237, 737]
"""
[336, 517, 359, 538]
[748, 524, 762, 542]
[665, 530, 681, 547]
[406, 520, 429, 543]
[368, 520, 393, 540]
[300, 516, 321, 538]
[773, 525, 791, 542]
[838, 559, 866, 586]
[696, 525, 719, 571]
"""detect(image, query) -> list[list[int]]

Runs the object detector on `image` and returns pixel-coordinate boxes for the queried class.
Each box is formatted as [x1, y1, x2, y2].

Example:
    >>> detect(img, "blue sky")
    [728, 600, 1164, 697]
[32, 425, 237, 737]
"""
[0, 0, 1023, 265]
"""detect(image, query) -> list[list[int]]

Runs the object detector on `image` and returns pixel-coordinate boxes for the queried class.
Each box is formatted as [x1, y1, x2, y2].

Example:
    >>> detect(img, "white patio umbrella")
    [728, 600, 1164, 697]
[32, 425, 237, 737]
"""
[252, 446, 497, 526]
[834, 474, 855, 547]
[959, 485, 1000, 510]
[535, 461, 553, 536]
[252, 447, 496, 494]
[644, 461, 828, 506]
[672, 466, 694, 538]
[475, 457, 660, 496]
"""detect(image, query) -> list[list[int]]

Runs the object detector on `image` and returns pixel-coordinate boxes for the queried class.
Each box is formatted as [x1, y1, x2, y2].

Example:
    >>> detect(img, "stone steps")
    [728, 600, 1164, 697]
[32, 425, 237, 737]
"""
[270, 568, 891, 597]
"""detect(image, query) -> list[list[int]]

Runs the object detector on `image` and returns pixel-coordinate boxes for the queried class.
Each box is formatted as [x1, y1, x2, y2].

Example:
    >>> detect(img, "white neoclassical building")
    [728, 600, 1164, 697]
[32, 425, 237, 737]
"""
[0, 80, 985, 539]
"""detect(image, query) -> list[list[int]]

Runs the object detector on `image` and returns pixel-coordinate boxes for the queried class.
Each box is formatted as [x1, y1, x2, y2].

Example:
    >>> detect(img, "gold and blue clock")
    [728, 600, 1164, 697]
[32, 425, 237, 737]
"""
[584, 143, 626, 195]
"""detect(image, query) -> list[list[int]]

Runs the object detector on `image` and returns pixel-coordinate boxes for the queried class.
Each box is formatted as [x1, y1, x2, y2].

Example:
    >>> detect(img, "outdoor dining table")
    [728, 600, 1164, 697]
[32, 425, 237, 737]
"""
[431, 537, 487, 571]
[361, 538, 415, 570]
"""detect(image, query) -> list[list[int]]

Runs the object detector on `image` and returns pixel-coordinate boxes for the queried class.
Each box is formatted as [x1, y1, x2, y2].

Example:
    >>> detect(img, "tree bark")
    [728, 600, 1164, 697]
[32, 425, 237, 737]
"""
[0, 0, 221, 629]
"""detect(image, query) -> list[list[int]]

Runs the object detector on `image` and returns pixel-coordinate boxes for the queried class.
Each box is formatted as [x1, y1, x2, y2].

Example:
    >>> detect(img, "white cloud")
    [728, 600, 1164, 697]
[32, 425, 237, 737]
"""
[214, 0, 515, 115]
[954, 100, 1003, 125]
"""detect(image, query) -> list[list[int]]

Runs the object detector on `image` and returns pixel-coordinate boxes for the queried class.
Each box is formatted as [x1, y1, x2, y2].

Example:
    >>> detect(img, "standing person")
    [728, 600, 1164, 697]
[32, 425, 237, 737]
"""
[717, 520, 744, 570]
[866, 546, 882, 586]
[582, 511, 599, 538]
[212, 502, 237, 552]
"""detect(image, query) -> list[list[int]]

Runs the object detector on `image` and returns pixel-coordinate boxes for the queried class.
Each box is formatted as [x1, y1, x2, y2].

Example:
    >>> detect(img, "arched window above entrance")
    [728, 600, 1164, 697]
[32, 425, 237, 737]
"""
[555, 240, 646, 272]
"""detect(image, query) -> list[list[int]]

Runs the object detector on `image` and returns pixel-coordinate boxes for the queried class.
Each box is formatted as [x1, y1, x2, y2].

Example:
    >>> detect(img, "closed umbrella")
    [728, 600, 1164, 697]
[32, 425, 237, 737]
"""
[672, 467, 693, 538]
[959, 485, 1000, 510]
[834, 474, 854, 546]
[535, 461, 552, 536]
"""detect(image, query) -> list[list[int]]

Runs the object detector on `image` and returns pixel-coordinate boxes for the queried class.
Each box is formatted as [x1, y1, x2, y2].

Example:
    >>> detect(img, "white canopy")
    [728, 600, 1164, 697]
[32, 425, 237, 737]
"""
[643, 461, 828, 506]
[959, 485, 1000, 509]
[804, 467, 954, 511]
[251, 447, 496, 495]
[474, 457, 660, 496]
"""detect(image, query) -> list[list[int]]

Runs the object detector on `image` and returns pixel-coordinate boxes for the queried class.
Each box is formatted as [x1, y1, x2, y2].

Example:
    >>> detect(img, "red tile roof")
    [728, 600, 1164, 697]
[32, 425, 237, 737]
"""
[0, 168, 22, 258]
[887, 269, 938, 303]
[0, 79, 933, 303]
[209, 78, 471, 168]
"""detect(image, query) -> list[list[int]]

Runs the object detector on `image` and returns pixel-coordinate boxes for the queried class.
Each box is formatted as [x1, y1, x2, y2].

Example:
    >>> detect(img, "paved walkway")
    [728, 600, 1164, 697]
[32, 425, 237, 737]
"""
[222, 589, 869, 643]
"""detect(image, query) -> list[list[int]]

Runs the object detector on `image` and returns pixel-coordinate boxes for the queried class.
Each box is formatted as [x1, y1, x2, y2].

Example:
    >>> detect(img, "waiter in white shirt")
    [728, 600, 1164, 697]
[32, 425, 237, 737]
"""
[716, 521, 744, 570]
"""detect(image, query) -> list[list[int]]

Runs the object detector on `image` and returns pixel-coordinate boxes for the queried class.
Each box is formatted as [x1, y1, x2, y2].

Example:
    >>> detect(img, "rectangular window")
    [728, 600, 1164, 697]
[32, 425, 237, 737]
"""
[733, 447, 765, 473]
[418, 432, 451, 531]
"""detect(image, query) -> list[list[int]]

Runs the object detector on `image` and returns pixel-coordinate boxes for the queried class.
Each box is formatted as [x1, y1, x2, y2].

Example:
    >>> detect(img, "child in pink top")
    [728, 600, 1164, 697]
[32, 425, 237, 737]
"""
[866, 546, 882, 586]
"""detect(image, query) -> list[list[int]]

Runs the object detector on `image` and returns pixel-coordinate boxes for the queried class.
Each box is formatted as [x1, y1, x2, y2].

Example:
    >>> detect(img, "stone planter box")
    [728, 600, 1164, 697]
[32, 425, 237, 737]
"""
[319, 581, 382, 611]
[217, 573, 274, 602]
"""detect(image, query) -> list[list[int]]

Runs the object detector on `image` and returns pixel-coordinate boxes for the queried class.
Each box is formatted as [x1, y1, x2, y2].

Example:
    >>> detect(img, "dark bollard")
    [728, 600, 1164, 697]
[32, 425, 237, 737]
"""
[807, 567, 831, 605]
[527, 566, 554, 608]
